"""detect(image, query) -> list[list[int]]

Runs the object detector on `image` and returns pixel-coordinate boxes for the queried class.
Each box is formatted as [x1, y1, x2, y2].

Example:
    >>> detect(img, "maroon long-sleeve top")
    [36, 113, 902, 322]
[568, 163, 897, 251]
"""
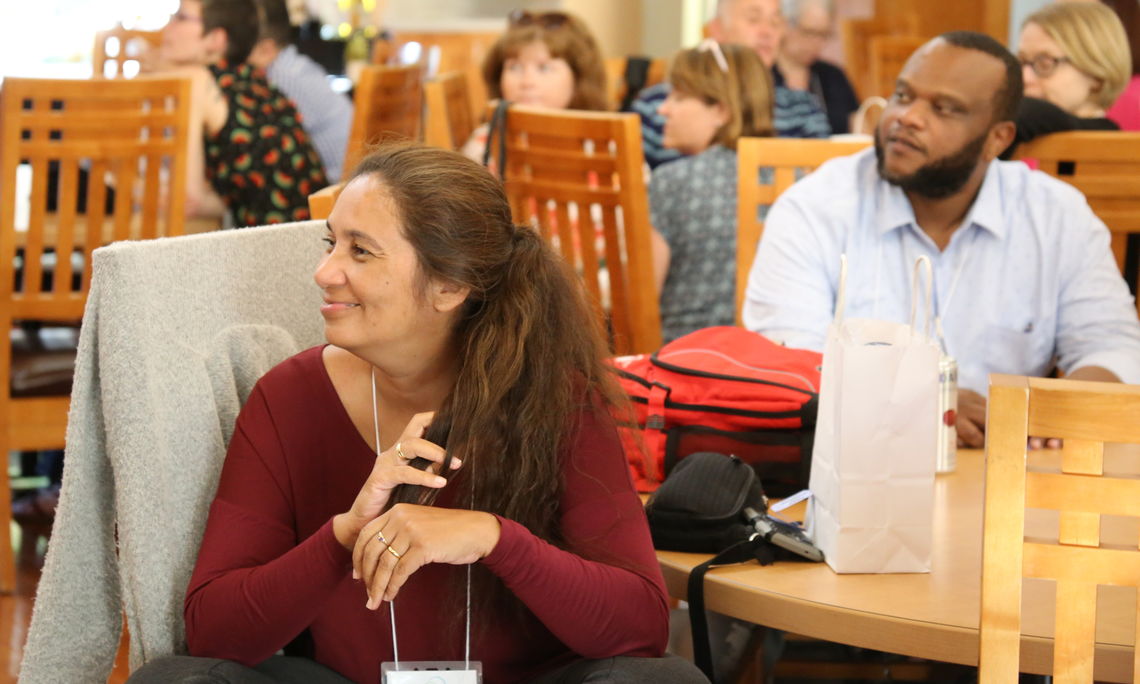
[184, 346, 669, 683]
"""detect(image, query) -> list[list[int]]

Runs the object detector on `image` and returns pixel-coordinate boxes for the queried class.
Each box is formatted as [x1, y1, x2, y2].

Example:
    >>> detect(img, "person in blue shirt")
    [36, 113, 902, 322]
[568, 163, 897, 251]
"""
[743, 31, 1140, 448]
[630, 0, 830, 170]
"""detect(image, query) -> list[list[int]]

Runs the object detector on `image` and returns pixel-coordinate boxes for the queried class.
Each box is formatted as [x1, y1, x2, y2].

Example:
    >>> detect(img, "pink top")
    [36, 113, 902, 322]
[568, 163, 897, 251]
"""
[184, 346, 668, 684]
[1108, 75, 1140, 131]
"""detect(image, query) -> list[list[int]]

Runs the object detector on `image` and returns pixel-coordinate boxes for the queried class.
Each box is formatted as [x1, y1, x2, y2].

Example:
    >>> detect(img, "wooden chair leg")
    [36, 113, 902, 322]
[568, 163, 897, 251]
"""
[0, 444, 16, 593]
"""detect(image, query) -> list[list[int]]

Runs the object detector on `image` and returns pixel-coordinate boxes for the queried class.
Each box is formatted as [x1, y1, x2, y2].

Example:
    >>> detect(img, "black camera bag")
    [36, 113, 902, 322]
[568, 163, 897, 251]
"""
[645, 452, 775, 682]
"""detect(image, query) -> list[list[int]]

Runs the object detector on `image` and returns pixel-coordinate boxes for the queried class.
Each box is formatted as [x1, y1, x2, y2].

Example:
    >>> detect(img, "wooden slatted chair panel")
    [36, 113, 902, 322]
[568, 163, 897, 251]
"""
[840, 13, 920, 100]
[344, 64, 424, 176]
[735, 137, 870, 322]
[92, 24, 162, 79]
[981, 374, 1140, 684]
[868, 34, 928, 99]
[493, 106, 660, 355]
[424, 71, 476, 151]
[1016, 131, 1140, 310]
[0, 76, 191, 592]
[382, 31, 500, 123]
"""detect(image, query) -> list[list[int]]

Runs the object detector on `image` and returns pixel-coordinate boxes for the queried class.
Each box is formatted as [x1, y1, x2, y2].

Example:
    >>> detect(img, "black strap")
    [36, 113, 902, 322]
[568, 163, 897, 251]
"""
[687, 536, 774, 682]
[620, 56, 652, 112]
[482, 99, 510, 181]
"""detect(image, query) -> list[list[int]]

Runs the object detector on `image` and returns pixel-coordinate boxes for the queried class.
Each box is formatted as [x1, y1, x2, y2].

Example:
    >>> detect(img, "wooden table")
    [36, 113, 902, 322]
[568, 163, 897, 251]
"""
[656, 448, 1140, 681]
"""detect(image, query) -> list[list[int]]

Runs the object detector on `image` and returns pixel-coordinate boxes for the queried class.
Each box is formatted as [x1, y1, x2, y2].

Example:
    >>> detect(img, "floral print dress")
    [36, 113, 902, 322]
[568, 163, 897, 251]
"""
[206, 62, 328, 227]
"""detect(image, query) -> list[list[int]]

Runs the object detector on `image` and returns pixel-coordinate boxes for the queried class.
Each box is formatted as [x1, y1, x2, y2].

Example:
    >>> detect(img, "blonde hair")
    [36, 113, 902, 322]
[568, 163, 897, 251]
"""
[482, 12, 608, 112]
[1024, 2, 1132, 108]
[668, 42, 775, 149]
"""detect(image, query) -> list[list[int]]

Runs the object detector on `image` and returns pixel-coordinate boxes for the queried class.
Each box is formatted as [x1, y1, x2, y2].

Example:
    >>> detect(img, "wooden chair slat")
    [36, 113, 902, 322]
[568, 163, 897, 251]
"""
[52, 158, 79, 294]
[424, 71, 475, 151]
[1023, 541, 1140, 585]
[978, 376, 1029, 684]
[1052, 581, 1098, 684]
[1027, 383, 1140, 443]
[1025, 472, 1140, 517]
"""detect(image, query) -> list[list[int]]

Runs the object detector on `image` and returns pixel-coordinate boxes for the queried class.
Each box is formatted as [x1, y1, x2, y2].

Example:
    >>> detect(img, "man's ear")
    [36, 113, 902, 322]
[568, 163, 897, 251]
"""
[983, 120, 1016, 161]
[431, 279, 471, 314]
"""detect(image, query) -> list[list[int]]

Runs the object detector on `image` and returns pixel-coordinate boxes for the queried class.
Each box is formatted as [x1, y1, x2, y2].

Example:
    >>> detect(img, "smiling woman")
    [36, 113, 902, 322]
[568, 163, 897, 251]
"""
[126, 143, 708, 684]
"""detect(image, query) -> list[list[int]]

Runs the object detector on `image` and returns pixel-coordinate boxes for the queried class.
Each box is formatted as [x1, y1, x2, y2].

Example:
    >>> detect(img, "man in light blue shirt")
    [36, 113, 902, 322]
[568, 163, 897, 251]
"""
[249, 0, 353, 182]
[743, 31, 1140, 447]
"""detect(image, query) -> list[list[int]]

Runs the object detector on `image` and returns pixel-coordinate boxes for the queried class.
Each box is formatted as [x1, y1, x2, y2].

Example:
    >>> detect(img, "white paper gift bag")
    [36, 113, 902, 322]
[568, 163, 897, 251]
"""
[809, 255, 940, 574]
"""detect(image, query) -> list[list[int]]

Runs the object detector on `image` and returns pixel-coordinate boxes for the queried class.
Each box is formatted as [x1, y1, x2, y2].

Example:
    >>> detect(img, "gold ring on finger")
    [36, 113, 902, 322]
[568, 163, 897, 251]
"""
[387, 546, 403, 560]
[395, 441, 408, 461]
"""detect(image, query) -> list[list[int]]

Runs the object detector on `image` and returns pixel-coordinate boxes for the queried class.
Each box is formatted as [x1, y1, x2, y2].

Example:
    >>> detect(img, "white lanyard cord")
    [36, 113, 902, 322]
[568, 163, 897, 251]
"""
[371, 369, 472, 671]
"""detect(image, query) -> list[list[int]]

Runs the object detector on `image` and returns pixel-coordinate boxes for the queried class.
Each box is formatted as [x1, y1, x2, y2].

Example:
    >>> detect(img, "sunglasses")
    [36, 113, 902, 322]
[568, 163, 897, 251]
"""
[508, 10, 571, 30]
[1019, 54, 1072, 79]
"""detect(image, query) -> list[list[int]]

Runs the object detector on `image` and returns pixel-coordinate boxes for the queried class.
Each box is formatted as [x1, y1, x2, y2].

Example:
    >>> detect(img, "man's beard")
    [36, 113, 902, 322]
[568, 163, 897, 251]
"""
[874, 128, 988, 199]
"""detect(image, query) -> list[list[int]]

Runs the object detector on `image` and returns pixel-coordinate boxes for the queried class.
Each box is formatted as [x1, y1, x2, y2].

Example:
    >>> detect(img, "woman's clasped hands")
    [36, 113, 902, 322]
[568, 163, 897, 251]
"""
[331, 412, 501, 609]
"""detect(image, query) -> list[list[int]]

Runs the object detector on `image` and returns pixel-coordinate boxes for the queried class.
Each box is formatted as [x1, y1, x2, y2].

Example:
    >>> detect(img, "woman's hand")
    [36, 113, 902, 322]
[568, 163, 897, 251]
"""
[353, 505, 502, 609]
[332, 412, 459, 549]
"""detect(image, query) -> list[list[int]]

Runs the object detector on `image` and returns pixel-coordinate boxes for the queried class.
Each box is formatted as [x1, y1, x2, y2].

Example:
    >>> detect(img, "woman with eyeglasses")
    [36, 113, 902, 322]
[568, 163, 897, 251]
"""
[1005, 2, 1132, 156]
[650, 42, 775, 342]
[460, 11, 608, 163]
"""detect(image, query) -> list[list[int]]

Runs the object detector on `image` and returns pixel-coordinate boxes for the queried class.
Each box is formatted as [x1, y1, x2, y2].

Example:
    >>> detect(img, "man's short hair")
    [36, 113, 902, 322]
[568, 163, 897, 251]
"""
[257, 0, 295, 48]
[202, 0, 260, 65]
[781, 0, 833, 27]
[938, 31, 1024, 123]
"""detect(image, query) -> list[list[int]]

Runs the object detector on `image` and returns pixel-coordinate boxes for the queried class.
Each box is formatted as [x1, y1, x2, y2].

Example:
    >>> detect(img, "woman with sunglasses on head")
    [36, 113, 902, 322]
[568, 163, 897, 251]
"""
[649, 42, 774, 342]
[461, 11, 608, 163]
[127, 143, 706, 684]
[1004, 2, 1132, 157]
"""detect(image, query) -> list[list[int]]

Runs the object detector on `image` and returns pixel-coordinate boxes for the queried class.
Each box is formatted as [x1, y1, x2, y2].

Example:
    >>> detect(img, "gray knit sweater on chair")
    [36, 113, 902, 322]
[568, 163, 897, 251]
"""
[19, 222, 328, 683]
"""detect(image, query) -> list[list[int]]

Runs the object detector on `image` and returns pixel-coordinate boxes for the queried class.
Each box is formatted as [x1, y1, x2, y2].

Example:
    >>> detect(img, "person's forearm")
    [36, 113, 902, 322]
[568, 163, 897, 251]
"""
[184, 518, 351, 664]
[481, 517, 668, 659]
[1066, 365, 1121, 383]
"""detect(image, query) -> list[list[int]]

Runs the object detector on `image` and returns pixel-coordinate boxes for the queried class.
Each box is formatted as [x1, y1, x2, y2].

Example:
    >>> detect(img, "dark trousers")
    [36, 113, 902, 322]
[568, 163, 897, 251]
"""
[127, 654, 709, 684]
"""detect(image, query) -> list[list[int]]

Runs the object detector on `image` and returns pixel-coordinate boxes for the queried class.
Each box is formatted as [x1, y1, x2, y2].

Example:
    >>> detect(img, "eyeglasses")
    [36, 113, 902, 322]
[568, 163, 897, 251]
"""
[1019, 54, 1072, 79]
[508, 10, 571, 30]
[697, 38, 729, 74]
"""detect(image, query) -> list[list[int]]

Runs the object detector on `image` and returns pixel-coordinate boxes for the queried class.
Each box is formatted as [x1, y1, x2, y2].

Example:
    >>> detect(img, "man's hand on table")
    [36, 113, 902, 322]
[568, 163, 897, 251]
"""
[956, 389, 987, 448]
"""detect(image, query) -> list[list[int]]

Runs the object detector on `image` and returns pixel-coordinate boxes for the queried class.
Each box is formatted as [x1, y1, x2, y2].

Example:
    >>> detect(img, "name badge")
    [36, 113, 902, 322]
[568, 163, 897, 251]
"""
[382, 661, 481, 684]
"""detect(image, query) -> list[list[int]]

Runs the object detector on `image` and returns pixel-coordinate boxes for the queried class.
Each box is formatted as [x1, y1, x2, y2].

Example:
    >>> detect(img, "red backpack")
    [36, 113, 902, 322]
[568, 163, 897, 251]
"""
[611, 327, 822, 494]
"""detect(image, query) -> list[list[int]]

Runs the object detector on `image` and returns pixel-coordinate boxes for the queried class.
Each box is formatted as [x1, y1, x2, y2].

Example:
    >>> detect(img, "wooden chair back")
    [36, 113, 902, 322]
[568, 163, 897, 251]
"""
[343, 64, 423, 176]
[424, 71, 476, 150]
[92, 24, 162, 79]
[490, 105, 661, 355]
[0, 75, 190, 591]
[377, 31, 500, 123]
[308, 183, 342, 221]
[981, 374, 1140, 683]
[1015, 131, 1140, 307]
[868, 35, 927, 99]
[604, 56, 667, 111]
[841, 13, 920, 100]
[735, 137, 870, 321]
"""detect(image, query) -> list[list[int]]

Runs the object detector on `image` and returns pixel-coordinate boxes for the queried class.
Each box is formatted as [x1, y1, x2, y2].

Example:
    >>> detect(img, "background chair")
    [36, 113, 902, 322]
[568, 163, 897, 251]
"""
[19, 222, 327, 683]
[604, 56, 667, 111]
[840, 13, 920, 100]
[867, 34, 928, 99]
[343, 64, 424, 177]
[424, 71, 476, 151]
[92, 24, 162, 79]
[0, 75, 191, 593]
[981, 374, 1140, 683]
[1015, 131, 1140, 308]
[491, 105, 661, 355]
[374, 31, 499, 124]
[735, 137, 870, 322]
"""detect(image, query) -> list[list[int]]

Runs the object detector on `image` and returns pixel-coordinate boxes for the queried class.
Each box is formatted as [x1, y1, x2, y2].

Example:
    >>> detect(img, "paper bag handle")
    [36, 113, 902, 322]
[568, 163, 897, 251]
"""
[909, 255, 934, 340]
[833, 253, 848, 325]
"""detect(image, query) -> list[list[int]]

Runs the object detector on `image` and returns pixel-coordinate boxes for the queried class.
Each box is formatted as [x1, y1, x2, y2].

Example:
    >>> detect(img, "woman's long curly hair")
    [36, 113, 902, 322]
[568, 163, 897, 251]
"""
[348, 142, 629, 626]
